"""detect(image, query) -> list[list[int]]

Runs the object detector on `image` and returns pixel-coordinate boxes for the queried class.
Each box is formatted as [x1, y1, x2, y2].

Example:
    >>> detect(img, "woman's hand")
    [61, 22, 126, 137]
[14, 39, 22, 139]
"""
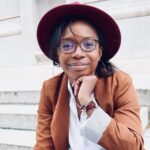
[72, 75, 97, 106]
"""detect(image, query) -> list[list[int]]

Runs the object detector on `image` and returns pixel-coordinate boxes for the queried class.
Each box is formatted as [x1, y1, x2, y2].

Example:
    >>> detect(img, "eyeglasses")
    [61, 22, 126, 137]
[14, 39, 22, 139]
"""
[58, 38, 99, 54]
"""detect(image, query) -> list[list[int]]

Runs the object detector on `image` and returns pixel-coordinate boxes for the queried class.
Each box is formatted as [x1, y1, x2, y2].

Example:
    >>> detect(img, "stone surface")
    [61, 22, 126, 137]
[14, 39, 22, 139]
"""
[0, 105, 38, 130]
[143, 128, 150, 150]
[0, 129, 35, 148]
[0, 65, 54, 91]
[140, 106, 149, 132]
[0, 145, 33, 150]
[0, 91, 40, 104]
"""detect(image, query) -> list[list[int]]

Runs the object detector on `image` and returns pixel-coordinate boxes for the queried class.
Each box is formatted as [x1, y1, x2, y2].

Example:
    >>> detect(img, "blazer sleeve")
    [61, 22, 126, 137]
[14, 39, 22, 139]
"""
[34, 81, 55, 150]
[98, 73, 144, 150]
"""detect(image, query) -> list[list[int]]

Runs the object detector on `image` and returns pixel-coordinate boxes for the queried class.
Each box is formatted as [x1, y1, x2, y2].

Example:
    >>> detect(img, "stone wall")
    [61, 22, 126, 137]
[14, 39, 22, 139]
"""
[0, 0, 150, 69]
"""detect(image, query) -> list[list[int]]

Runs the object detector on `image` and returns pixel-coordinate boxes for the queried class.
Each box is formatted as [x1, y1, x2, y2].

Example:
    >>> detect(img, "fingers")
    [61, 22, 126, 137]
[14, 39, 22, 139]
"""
[72, 76, 84, 96]
[72, 75, 97, 96]
[73, 79, 82, 96]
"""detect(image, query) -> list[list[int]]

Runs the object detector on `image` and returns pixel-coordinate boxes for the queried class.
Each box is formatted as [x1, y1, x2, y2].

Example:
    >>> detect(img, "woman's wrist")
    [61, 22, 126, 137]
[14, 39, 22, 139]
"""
[78, 96, 92, 106]
[80, 100, 97, 114]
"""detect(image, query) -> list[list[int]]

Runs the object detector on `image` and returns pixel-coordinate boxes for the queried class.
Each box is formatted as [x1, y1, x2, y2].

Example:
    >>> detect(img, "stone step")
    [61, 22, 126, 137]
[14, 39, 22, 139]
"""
[0, 127, 149, 150]
[137, 89, 150, 109]
[0, 88, 150, 105]
[0, 105, 38, 130]
[0, 129, 35, 150]
[0, 104, 148, 132]
[132, 74, 150, 90]
[112, 59, 150, 75]
[0, 65, 60, 91]
[143, 128, 150, 150]
[1, 64, 149, 90]
[0, 91, 40, 105]
[137, 89, 150, 125]
[140, 106, 149, 132]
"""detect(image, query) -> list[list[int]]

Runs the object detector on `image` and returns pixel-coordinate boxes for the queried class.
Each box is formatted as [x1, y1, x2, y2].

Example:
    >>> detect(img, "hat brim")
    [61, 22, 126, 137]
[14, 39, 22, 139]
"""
[37, 3, 121, 61]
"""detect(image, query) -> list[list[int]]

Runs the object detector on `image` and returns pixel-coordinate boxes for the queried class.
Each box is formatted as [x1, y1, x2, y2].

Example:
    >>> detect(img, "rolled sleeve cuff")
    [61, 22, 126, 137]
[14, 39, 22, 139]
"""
[80, 107, 111, 143]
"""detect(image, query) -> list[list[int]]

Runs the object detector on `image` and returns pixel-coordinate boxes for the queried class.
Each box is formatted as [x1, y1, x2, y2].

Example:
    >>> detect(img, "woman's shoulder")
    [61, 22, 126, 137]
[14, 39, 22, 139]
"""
[110, 69, 133, 87]
[113, 69, 132, 80]
[43, 72, 65, 88]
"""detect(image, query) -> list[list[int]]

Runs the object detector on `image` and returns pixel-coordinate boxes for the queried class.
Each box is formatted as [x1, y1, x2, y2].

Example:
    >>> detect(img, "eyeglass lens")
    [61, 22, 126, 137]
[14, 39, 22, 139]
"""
[59, 38, 97, 53]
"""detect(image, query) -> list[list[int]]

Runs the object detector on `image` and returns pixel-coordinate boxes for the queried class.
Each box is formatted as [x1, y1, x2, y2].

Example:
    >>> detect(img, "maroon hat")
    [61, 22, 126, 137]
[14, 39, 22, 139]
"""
[37, 3, 121, 61]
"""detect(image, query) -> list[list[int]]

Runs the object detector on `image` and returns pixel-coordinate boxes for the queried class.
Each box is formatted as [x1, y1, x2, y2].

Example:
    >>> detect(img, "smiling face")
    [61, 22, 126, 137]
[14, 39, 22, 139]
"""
[57, 20, 102, 83]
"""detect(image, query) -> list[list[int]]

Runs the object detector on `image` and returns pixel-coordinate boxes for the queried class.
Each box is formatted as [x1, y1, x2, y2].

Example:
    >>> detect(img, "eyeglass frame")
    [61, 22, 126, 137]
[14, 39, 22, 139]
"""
[57, 37, 100, 54]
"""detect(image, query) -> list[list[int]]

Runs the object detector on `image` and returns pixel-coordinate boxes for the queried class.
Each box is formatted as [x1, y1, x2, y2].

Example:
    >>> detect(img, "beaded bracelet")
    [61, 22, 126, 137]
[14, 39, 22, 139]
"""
[80, 100, 96, 112]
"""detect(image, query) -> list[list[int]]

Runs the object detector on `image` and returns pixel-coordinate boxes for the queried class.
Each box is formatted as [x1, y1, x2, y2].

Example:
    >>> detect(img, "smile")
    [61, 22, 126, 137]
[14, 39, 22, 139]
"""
[68, 62, 90, 66]
[67, 62, 90, 71]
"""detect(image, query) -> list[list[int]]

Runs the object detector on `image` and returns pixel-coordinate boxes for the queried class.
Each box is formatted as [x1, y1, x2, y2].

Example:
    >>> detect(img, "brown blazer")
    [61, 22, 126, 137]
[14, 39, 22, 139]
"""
[34, 70, 143, 150]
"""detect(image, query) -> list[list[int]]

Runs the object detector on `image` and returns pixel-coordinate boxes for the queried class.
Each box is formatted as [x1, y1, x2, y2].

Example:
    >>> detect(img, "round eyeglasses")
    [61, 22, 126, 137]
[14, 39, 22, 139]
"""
[58, 38, 99, 54]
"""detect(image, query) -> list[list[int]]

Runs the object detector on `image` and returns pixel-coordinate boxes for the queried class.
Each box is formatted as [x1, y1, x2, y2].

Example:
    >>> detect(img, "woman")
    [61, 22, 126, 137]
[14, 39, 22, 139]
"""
[34, 3, 144, 150]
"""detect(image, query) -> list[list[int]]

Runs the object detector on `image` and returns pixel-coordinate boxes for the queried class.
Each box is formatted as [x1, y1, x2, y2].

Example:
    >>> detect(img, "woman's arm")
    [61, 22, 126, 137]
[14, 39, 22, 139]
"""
[34, 82, 55, 150]
[76, 73, 144, 150]
[98, 74, 143, 150]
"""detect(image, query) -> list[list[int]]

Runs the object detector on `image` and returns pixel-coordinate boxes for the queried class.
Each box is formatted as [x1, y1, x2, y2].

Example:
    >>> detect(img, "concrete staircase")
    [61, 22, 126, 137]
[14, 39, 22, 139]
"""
[0, 65, 149, 150]
[0, 91, 39, 149]
[0, 65, 52, 150]
[114, 58, 150, 150]
[138, 90, 150, 150]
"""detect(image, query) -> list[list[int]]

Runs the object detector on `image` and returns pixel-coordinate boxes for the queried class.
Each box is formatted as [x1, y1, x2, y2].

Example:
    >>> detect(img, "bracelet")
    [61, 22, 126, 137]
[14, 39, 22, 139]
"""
[81, 100, 96, 112]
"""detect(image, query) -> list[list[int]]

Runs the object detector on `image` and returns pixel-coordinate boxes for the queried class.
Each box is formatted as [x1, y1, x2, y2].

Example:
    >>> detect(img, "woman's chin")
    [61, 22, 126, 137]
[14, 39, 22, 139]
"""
[67, 70, 93, 82]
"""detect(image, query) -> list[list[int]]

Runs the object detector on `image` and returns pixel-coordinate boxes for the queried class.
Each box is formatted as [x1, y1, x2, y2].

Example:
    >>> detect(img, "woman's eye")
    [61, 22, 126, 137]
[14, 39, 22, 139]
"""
[85, 43, 93, 47]
[83, 42, 94, 48]
[61, 42, 73, 49]
[81, 39, 96, 51]
[63, 44, 71, 48]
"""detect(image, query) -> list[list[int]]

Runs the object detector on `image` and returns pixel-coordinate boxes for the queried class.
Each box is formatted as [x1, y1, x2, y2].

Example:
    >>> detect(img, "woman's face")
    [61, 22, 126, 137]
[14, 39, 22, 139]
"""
[57, 20, 102, 83]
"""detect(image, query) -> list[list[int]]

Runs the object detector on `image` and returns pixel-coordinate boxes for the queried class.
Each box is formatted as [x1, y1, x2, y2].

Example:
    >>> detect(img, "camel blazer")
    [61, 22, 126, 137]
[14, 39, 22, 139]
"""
[34, 70, 143, 150]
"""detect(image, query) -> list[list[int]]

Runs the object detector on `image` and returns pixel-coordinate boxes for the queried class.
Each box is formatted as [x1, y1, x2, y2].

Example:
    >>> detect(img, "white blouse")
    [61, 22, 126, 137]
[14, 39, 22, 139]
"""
[68, 81, 111, 150]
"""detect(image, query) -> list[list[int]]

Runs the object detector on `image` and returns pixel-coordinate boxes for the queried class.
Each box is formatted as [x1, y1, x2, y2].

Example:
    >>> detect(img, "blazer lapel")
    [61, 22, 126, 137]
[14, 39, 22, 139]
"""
[51, 74, 70, 150]
[94, 77, 113, 116]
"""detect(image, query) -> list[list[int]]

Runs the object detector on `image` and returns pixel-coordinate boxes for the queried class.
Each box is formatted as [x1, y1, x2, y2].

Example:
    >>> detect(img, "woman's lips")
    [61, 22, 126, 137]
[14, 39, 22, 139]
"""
[68, 62, 90, 70]
[68, 62, 90, 66]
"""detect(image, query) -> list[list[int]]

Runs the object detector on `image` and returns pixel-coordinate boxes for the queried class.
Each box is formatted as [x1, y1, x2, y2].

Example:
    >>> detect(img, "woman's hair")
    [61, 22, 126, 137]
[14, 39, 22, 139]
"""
[48, 15, 116, 78]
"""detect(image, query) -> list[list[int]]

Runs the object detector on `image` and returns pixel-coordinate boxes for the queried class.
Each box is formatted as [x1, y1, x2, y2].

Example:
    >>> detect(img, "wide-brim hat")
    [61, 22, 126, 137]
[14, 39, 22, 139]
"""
[37, 3, 121, 61]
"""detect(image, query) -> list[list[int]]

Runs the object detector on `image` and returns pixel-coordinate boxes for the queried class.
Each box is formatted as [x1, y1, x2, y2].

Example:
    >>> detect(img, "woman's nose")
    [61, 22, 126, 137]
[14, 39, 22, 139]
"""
[71, 45, 85, 58]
